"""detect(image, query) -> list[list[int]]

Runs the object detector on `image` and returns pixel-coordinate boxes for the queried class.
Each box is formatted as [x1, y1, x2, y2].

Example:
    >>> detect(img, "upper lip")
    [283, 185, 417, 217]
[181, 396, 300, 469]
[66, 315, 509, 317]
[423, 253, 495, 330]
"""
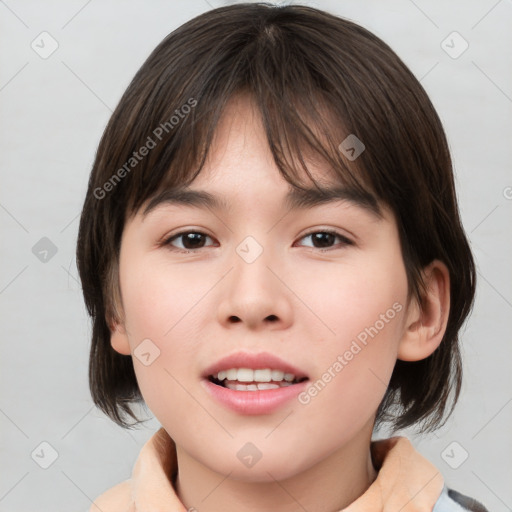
[202, 351, 309, 379]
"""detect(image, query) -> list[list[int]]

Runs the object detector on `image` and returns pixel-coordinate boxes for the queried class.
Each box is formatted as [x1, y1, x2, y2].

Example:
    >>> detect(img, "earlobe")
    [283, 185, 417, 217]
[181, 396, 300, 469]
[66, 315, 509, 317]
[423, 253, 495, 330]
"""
[397, 260, 450, 362]
[110, 319, 132, 356]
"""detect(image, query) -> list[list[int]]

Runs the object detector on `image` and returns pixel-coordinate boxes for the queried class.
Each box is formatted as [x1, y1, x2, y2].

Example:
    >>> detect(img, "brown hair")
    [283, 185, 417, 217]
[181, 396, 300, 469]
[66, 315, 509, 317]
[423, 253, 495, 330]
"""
[76, 2, 475, 432]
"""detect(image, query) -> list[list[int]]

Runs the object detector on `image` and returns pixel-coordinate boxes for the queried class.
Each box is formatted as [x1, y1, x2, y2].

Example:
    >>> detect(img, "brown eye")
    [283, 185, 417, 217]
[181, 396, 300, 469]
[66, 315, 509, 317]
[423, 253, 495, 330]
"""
[164, 231, 215, 252]
[297, 230, 353, 250]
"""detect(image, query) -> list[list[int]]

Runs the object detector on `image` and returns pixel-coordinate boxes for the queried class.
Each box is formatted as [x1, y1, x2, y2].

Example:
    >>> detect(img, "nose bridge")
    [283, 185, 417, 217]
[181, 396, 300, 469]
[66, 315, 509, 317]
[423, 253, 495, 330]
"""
[231, 233, 277, 297]
[216, 233, 292, 329]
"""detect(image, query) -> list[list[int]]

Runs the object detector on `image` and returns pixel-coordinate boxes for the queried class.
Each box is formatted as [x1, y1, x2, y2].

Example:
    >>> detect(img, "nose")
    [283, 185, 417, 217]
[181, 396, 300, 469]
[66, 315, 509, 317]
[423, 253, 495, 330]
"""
[216, 241, 293, 331]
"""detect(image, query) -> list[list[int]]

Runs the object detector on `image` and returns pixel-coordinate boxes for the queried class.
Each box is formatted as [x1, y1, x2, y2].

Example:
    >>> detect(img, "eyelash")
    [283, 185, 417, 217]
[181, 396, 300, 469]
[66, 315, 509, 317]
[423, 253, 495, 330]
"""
[161, 229, 354, 254]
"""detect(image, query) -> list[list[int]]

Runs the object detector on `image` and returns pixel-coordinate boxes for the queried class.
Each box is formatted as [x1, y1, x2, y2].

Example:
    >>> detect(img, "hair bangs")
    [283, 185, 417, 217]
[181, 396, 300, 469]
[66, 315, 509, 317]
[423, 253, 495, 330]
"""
[121, 32, 382, 224]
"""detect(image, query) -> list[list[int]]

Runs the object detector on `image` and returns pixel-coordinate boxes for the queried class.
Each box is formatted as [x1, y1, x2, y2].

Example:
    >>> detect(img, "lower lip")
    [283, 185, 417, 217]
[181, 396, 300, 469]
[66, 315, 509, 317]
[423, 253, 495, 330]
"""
[202, 379, 309, 415]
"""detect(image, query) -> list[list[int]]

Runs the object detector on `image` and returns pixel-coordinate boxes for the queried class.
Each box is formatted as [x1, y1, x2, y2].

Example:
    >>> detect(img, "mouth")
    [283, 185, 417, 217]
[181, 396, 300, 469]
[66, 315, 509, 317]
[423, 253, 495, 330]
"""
[202, 351, 309, 392]
[207, 369, 309, 391]
[201, 357, 310, 414]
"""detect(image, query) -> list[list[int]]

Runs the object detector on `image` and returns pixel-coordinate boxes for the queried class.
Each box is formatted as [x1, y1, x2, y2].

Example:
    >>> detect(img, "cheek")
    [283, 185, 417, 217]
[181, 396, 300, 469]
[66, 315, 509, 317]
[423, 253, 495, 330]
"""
[121, 256, 208, 343]
[292, 254, 408, 424]
[295, 251, 408, 350]
[119, 257, 214, 415]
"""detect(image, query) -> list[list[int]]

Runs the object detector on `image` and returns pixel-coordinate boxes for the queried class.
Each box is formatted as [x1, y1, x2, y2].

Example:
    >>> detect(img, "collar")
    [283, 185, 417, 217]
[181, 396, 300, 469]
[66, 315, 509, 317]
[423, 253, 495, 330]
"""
[93, 427, 445, 511]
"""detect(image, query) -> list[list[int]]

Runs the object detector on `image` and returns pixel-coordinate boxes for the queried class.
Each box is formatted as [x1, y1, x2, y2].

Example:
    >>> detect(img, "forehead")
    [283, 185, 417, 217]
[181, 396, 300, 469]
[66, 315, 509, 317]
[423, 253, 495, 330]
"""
[139, 94, 381, 221]
[146, 100, 380, 220]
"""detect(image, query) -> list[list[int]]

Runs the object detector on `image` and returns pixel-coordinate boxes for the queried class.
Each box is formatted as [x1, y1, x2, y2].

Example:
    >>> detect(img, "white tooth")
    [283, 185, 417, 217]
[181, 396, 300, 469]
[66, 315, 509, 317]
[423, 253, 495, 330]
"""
[271, 370, 284, 381]
[226, 368, 238, 380]
[237, 368, 254, 382]
[217, 368, 298, 383]
[257, 383, 279, 390]
[225, 381, 288, 391]
[254, 369, 272, 382]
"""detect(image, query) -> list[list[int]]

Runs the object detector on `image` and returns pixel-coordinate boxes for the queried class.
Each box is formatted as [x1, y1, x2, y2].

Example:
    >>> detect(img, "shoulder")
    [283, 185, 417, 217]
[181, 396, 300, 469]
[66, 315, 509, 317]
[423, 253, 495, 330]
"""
[88, 479, 133, 512]
[433, 485, 490, 512]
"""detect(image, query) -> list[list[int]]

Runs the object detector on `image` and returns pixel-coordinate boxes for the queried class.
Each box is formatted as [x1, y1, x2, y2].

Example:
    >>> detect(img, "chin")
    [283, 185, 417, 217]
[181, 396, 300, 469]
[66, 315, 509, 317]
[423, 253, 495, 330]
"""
[222, 461, 304, 483]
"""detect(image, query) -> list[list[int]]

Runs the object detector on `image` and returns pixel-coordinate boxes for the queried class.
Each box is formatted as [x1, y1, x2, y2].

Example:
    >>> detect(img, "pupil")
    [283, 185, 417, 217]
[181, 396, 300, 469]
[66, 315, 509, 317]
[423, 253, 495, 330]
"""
[184, 233, 204, 249]
[313, 232, 334, 248]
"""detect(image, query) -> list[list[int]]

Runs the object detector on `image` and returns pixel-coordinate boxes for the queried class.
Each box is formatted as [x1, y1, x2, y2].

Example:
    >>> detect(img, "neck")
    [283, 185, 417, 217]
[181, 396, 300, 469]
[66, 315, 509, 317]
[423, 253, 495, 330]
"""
[174, 424, 377, 512]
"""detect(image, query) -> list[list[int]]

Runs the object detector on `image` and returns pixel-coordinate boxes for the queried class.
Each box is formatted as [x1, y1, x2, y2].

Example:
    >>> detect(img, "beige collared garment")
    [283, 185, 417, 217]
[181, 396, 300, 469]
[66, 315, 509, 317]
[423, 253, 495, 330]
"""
[89, 427, 446, 512]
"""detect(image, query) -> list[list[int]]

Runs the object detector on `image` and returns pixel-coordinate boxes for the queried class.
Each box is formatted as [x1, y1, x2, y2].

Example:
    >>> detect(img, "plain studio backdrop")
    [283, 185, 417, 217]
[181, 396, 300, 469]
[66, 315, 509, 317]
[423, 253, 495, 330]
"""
[0, 1, 511, 511]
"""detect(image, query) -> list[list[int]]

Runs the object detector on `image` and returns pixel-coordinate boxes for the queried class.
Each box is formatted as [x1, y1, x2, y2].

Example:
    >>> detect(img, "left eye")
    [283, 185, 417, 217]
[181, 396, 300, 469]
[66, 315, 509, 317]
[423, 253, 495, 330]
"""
[298, 230, 353, 250]
[162, 230, 352, 252]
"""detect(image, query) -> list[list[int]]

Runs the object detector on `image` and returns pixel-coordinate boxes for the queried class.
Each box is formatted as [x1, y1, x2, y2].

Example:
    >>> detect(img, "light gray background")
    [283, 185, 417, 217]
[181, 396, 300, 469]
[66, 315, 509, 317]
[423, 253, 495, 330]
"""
[1, 1, 511, 511]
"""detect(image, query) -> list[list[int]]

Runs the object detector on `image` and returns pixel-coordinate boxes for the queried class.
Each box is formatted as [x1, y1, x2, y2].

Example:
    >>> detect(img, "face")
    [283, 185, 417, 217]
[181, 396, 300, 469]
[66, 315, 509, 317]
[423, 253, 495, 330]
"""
[111, 94, 412, 482]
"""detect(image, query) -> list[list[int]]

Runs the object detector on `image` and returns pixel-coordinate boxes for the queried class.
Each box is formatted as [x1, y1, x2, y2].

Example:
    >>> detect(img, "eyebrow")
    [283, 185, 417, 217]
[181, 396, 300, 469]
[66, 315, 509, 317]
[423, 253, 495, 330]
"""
[141, 184, 382, 219]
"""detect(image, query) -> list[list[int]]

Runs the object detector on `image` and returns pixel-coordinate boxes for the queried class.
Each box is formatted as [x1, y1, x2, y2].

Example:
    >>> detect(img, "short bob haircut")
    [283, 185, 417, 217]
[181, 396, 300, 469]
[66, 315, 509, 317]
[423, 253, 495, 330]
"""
[76, 2, 475, 432]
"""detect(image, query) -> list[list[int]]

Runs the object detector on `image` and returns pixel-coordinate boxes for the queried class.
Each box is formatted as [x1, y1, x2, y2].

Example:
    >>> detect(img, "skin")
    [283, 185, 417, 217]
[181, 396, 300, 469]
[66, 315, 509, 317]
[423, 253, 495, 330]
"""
[110, 93, 450, 512]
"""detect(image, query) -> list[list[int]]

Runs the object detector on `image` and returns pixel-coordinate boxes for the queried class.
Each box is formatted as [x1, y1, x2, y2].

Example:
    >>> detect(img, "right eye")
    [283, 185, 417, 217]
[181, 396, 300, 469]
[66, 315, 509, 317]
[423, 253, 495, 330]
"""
[162, 230, 217, 253]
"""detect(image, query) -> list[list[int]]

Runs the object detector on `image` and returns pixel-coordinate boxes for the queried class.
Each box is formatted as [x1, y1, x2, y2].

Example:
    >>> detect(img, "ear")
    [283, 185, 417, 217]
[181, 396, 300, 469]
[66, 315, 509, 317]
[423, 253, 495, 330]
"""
[397, 260, 450, 361]
[110, 317, 131, 356]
